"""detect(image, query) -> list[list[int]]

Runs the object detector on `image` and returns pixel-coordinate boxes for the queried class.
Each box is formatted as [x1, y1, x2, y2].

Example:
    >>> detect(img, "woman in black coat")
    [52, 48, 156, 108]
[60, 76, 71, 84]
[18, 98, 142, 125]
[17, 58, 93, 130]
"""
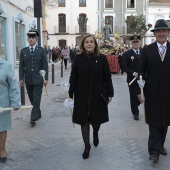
[69, 34, 114, 159]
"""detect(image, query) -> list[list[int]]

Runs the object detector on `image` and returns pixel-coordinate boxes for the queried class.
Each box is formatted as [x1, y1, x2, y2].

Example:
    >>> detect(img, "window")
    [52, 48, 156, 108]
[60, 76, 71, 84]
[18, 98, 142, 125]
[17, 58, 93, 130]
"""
[105, 0, 113, 8]
[78, 14, 88, 33]
[127, 0, 135, 8]
[15, 22, 24, 64]
[59, 0, 65, 7]
[79, 0, 86, 7]
[58, 14, 66, 33]
[0, 17, 6, 60]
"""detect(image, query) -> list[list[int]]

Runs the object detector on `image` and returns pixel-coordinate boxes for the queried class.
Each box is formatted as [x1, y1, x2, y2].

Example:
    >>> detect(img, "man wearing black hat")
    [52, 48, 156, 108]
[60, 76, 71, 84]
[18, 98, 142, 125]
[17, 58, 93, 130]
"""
[138, 19, 170, 163]
[122, 35, 142, 120]
[19, 30, 48, 126]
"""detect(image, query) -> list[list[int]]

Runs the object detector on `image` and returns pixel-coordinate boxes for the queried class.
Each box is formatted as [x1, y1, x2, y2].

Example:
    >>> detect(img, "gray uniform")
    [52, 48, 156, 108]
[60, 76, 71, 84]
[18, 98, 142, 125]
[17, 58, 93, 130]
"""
[19, 46, 48, 121]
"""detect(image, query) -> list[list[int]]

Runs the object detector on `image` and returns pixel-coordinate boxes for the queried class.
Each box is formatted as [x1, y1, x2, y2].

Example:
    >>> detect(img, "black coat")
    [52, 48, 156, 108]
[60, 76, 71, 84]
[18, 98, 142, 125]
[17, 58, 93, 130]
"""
[69, 53, 114, 125]
[122, 48, 141, 83]
[19, 46, 48, 85]
[139, 41, 170, 127]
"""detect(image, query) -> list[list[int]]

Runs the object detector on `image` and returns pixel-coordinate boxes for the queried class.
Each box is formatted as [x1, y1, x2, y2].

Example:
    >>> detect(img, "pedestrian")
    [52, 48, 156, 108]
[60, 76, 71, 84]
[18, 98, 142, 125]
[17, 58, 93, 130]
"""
[122, 35, 142, 120]
[70, 47, 76, 66]
[61, 46, 69, 69]
[138, 19, 170, 163]
[52, 46, 57, 63]
[19, 30, 48, 126]
[69, 34, 114, 159]
[118, 48, 124, 75]
[0, 57, 21, 163]
[48, 45, 52, 63]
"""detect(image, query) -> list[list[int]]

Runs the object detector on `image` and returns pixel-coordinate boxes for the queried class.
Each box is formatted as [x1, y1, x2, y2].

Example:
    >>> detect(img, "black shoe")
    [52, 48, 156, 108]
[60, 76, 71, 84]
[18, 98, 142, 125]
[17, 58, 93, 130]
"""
[149, 154, 159, 163]
[82, 145, 91, 159]
[93, 132, 99, 147]
[160, 147, 167, 155]
[30, 120, 36, 126]
[134, 115, 139, 120]
[0, 157, 7, 163]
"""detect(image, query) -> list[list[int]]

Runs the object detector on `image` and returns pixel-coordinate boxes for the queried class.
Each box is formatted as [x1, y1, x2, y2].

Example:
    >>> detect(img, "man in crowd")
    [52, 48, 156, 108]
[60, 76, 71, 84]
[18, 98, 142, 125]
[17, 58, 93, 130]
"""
[123, 35, 142, 120]
[19, 30, 48, 126]
[138, 19, 170, 163]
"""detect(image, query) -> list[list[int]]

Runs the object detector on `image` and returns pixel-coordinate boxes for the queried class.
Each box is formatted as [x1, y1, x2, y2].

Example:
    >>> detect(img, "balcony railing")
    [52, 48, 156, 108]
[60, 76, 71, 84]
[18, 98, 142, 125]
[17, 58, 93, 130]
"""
[54, 26, 69, 34]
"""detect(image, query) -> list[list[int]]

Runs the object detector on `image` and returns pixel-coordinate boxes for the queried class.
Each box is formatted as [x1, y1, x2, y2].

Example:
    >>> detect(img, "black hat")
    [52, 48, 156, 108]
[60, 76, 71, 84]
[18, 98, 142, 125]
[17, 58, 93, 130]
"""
[130, 35, 141, 42]
[27, 30, 39, 37]
[151, 19, 170, 32]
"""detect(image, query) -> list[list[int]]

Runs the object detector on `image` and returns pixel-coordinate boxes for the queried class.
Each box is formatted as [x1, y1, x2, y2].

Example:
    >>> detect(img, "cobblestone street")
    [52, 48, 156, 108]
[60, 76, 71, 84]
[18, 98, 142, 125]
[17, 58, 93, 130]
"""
[1, 62, 170, 170]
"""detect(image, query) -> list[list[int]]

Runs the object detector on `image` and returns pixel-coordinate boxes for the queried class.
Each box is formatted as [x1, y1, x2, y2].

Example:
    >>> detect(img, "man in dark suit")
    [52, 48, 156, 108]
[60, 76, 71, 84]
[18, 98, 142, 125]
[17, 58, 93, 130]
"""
[19, 30, 48, 126]
[122, 35, 141, 120]
[138, 19, 170, 163]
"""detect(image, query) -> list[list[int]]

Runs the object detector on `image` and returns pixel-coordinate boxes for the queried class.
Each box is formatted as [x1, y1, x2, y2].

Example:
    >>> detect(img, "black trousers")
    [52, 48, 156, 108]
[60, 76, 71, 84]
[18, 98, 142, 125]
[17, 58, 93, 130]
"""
[26, 84, 43, 121]
[64, 59, 68, 69]
[148, 126, 168, 156]
[128, 81, 140, 116]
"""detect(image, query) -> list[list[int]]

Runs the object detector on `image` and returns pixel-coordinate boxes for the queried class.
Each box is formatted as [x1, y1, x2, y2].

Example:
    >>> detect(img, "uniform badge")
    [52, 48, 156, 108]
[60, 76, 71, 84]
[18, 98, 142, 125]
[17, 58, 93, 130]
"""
[96, 60, 98, 63]
[131, 56, 134, 60]
[24, 54, 26, 56]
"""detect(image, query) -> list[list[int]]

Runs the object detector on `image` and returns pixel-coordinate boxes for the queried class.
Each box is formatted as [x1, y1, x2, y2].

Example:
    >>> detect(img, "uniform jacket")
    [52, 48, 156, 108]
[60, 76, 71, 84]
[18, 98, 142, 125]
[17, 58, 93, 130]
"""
[122, 48, 142, 83]
[139, 41, 170, 127]
[69, 53, 114, 125]
[19, 46, 48, 85]
[0, 58, 21, 110]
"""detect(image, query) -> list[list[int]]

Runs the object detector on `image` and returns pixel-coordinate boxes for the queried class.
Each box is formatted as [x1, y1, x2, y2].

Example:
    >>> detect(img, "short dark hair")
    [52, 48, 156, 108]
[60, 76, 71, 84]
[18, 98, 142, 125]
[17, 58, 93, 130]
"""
[78, 34, 100, 56]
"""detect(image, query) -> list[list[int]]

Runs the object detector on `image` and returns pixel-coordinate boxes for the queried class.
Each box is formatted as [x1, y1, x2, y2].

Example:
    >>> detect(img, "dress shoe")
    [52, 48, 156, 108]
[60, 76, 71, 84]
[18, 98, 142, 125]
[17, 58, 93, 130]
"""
[30, 120, 36, 126]
[160, 147, 167, 155]
[82, 145, 91, 159]
[0, 157, 7, 163]
[93, 132, 99, 147]
[134, 115, 139, 120]
[149, 154, 159, 163]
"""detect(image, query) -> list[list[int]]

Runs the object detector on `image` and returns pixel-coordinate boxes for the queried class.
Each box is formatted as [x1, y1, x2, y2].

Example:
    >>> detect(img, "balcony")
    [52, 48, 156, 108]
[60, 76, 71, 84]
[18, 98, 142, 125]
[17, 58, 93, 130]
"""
[75, 25, 90, 34]
[54, 25, 69, 34]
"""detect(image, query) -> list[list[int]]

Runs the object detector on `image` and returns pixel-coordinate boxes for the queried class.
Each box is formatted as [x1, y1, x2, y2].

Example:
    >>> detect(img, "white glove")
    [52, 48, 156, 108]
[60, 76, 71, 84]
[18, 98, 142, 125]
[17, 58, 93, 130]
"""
[133, 72, 138, 78]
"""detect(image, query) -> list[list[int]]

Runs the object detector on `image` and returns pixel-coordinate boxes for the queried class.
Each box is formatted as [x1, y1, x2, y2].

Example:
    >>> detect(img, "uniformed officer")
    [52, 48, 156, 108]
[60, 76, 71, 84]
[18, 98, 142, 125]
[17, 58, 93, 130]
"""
[122, 35, 141, 120]
[19, 30, 48, 126]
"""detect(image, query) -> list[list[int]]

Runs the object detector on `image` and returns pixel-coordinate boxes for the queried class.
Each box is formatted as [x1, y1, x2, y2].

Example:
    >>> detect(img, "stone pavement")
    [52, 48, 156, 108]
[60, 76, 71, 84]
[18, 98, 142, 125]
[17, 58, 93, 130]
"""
[1, 61, 170, 170]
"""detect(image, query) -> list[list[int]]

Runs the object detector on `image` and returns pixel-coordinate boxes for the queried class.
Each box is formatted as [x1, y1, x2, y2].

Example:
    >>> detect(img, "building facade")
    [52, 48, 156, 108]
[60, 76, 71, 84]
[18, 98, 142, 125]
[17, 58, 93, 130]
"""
[44, 0, 147, 48]
[0, 0, 36, 67]
[44, 0, 98, 48]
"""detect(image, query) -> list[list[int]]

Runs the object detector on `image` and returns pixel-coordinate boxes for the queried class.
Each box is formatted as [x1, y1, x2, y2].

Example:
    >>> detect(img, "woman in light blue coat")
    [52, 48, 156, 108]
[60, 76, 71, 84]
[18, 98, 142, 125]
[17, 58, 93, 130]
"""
[0, 58, 21, 163]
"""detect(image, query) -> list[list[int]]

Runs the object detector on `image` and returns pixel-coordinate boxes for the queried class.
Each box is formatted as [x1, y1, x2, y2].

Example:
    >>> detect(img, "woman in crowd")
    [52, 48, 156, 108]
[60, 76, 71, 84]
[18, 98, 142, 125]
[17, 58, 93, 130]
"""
[61, 46, 70, 69]
[69, 34, 114, 159]
[0, 58, 20, 163]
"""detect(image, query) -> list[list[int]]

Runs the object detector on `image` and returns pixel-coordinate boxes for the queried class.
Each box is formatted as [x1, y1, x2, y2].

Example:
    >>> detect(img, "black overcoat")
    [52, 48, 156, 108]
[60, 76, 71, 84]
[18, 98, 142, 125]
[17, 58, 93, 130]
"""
[139, 41, 170, 127]
[69, 53, 114, 125]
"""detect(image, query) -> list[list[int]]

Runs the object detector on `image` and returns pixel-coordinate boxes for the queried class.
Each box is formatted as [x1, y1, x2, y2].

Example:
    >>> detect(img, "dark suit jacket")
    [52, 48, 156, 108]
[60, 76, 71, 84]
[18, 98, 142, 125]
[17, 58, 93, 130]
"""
[122, 48, 142, 83]
[19, 46, 48, 85]
[139, 41, 170, 127]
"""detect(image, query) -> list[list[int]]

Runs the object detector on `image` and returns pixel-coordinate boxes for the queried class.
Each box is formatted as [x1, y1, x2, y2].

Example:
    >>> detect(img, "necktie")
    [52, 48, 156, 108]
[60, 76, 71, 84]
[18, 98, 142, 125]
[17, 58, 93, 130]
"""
[136, 50, 139, 57]
[159, 45, 166, 61]
[31, 47, 34, 55]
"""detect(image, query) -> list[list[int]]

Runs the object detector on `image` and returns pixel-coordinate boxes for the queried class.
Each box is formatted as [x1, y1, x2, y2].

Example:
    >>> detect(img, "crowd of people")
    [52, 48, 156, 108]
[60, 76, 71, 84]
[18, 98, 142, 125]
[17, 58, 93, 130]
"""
[1, 19, 170, 165]
[44, 45, 80, 69]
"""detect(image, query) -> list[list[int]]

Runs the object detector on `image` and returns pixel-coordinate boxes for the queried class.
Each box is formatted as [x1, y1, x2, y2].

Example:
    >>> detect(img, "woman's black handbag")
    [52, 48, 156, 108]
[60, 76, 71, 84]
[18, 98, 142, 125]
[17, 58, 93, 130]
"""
[100, 90, 109, 104]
